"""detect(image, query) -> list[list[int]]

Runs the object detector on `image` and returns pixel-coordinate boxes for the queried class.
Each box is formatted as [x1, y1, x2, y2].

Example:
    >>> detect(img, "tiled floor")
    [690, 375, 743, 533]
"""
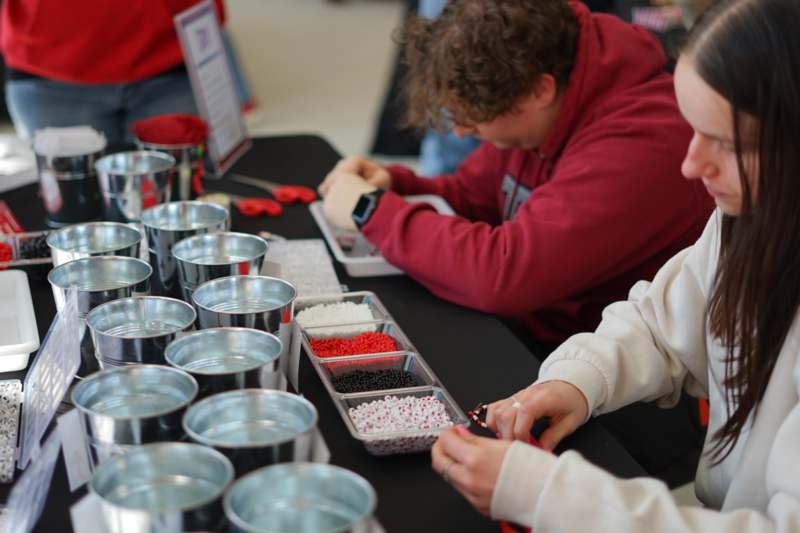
[227, 0, 406, 157]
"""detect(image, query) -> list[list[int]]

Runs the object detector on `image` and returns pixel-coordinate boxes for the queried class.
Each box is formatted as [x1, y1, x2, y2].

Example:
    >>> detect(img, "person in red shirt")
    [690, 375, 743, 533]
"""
[320, 0, 715, 478]
[321, 0, 713, 346]
[0, 0, 225, 144]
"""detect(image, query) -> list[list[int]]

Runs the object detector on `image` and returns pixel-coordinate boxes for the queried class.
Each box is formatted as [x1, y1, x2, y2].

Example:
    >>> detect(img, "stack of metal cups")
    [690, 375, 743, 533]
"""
[94, 151, 176, 224]
[71, 365, 198, 465]
[48, 255, 152, 376]
[141, 201, 230, 298]
[33, 127, 107, 227]
[86, 296, 196, 368]
[172, 232, 268, 303]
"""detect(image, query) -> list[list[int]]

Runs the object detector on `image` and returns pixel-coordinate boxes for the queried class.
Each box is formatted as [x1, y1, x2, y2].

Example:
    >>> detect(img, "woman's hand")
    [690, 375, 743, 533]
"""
[486, 380, 589, 450]
[431, 426, 512, 516]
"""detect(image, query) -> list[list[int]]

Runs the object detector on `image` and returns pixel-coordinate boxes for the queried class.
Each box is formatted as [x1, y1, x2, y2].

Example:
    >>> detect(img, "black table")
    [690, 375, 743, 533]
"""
[0, 135, 644, 532]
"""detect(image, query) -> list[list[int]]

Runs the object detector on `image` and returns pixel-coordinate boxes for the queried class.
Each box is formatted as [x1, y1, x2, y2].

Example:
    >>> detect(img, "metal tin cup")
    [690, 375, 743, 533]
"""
[86, 296, 196, 368]
[35, 148, 104, 227]
[48, 256, 152, 314]
[224, 463, 377, 533]
[172, 232, 268, 302]
[72, 365, 198, 466]
[46, 221, 143, 267]
[192, 276, 296, 375]
[141, 201, 230, 298]
[183, 389, 317, 477]
[135, 138, 206, 203]
[95, 151, 176, 223]
[165, 328, 283, 399]
[48, 256, 152, 376]
[90, 442, 233, 533]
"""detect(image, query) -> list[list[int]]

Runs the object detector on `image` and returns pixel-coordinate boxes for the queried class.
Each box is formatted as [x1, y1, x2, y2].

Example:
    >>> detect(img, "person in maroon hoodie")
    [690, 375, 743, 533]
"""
[321, 0, 715, 478]
[321, 0, 713, 345]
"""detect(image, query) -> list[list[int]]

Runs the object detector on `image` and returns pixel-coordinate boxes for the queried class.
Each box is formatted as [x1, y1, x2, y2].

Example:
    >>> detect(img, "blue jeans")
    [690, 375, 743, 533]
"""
[417, 0, 479, 176]
[419, 130, 481, 176]
[5, 68, 198, 145]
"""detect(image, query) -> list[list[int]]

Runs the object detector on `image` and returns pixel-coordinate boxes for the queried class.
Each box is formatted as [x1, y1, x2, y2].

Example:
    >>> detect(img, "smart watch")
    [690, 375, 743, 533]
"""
[351, 189, 385, 229]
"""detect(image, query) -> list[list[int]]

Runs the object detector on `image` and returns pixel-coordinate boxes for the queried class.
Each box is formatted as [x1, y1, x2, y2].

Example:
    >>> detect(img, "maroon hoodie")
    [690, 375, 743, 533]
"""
[362, 2, 714, 344]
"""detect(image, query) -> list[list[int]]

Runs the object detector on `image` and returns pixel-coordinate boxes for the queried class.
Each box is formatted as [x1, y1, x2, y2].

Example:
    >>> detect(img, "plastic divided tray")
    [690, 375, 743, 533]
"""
[295, 291, 468, 456]
[308, 194, 455, 277]
[0, 230, 52, 269]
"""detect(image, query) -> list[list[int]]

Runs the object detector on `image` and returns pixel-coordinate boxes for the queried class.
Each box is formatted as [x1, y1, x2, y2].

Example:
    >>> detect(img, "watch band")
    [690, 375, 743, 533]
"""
[351, 189, 385, 229]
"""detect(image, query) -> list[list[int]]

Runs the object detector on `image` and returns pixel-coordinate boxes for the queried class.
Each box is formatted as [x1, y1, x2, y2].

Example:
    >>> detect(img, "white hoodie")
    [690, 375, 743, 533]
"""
[490, 211, 800, 532]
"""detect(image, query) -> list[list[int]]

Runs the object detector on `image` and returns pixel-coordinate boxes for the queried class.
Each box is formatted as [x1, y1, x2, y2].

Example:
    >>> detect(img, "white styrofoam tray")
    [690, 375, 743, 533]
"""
[0, 270, 39, 371]
[309, 194, 455, 277]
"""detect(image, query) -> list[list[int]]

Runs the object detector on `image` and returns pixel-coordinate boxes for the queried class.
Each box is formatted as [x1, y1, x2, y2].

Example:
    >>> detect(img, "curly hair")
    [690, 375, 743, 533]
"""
[399, 0, 579, 131]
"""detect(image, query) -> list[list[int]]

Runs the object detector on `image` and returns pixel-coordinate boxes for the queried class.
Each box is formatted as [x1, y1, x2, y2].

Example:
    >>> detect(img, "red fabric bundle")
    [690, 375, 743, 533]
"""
[131, 114, 208, 145]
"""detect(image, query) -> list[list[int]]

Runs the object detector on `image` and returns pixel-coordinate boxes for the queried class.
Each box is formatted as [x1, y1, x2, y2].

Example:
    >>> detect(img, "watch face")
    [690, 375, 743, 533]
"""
[352, 191, 383, 228]
[352, 194, 373, 224]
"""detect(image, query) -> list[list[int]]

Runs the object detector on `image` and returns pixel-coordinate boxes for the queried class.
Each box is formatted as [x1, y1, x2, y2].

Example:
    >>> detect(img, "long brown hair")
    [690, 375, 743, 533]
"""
[684, 0, 800, 461]
[398, 0, 578, 131]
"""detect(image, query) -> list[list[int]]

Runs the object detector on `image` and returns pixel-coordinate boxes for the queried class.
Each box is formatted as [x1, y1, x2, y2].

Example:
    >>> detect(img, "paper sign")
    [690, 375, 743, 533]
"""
[19, 288, 81, 470]
[174, 0, 251, 177]
[58, 408, 92, 491]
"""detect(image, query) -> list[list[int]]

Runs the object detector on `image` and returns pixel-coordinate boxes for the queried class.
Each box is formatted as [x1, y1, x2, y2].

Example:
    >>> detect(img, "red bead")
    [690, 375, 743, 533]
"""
[310, 332, 399, 357]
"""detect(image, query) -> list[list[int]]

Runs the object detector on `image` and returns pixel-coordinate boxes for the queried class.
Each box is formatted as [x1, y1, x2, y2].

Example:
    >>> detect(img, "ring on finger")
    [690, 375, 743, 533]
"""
[511, 395, 522, 409]
[442, 458, 455, 483]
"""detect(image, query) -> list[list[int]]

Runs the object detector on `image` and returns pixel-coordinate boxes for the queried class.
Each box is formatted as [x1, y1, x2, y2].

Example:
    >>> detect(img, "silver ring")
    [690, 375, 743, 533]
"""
[442, 458, 455, 483]
[511, 396, 522, 409]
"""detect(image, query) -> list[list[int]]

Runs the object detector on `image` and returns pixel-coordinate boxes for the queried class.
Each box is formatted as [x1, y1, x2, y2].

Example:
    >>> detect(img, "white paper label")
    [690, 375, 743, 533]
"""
[58, 409, 92, 491]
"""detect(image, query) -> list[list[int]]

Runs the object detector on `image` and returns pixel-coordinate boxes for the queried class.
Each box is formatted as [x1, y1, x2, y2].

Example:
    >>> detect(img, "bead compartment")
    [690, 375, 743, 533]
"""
[294, 291, 391, 327]
[295, 291, 469, 456]
[337, 388, 467, 456]
[301, 320, 414, 359]
[317, 352, 438, 395]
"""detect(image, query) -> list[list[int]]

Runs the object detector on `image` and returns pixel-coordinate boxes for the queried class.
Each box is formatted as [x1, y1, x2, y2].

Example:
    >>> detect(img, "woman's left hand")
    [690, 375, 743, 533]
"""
[431, 426, 512, 516]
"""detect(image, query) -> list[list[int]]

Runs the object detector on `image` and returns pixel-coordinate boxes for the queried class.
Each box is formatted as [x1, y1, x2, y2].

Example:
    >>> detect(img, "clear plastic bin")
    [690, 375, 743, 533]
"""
[308, 195, 455, 277]
[295, 291, 392, 327]
[336, 387, 468, 456]
[0, 230, 52, 268]
[314, 352, 439, 395]
[0, 270, 39, 371]
[301, 320, 415, 358]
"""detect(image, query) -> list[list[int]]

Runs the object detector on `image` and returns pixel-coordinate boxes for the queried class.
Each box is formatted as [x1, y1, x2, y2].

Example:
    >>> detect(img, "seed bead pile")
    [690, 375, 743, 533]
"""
[296, 301, 377, 338]
[19, 234, 50, 259]
[331, 369, 423, 393]
[310, 332, 398, 357]
[349, 395, 454, 455]
[0, 242, 11, 263]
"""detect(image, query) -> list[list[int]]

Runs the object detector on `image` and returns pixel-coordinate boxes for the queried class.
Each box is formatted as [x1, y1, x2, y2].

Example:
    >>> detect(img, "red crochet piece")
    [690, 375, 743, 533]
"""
[131, 114, 208, 145]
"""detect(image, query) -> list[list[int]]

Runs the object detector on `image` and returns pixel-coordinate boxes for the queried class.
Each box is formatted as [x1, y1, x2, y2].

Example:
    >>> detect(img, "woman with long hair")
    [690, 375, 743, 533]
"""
[431, 0, 800, 529]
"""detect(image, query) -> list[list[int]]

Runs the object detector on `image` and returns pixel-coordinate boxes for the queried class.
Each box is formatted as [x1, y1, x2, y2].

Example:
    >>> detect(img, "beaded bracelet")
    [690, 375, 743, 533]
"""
[467, 401, 543, 448]
[467, 402, 491, 429]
